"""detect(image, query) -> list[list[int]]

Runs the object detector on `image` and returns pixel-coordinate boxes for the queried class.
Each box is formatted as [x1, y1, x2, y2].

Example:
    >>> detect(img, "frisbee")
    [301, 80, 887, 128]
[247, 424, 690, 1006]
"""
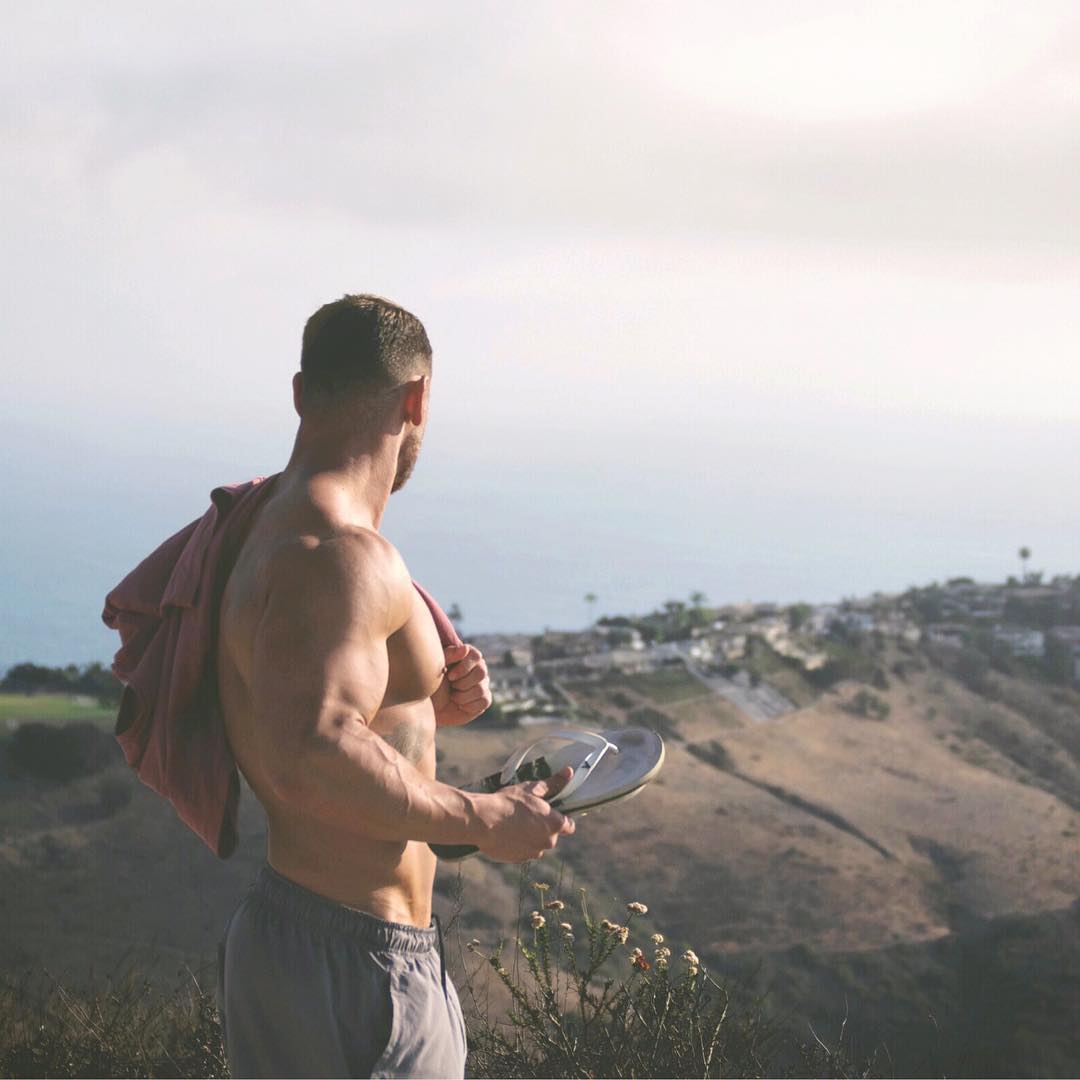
[429, 726, 665, 861]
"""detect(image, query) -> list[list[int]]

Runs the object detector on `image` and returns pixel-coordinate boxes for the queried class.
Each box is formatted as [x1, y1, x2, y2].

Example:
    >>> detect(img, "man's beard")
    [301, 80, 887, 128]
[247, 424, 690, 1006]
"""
[391, 428, 423, 493]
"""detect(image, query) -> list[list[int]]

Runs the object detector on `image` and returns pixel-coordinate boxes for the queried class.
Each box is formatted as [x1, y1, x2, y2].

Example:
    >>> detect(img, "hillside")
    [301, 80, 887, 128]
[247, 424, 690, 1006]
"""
[2, 631, 1079, 1076]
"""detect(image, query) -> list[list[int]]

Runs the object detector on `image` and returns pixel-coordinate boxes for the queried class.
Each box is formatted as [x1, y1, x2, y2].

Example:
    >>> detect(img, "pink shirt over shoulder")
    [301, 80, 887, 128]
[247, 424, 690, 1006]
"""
[100, 472, 462, 858]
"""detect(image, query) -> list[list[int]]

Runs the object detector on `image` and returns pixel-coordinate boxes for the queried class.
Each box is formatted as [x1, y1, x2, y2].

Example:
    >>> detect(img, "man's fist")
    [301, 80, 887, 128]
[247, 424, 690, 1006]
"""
[432, 642, 493, 727]
[476, 765, 577, 863]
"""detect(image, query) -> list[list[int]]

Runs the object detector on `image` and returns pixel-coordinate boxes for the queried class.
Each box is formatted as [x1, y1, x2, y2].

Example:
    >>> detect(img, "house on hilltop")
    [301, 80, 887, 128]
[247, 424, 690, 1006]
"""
[990, 624, 1045, 658]
[925, 622, 970, 649]
[940, 580, 1007, 621]
[581, 647, 656, 674]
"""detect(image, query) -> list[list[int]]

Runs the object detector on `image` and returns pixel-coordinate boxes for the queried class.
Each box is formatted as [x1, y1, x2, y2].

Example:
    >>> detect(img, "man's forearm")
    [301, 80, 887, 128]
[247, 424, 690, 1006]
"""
[268, 720, 493, 845]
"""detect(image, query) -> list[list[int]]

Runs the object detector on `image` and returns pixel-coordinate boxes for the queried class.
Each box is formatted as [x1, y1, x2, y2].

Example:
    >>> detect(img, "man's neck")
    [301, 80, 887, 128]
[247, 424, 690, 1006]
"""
[282, 438, 396, 532]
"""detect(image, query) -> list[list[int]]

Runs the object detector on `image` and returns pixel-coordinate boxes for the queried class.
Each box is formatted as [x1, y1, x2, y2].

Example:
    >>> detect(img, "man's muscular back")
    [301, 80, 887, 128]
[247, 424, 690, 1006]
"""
[217, 489, 449, 926]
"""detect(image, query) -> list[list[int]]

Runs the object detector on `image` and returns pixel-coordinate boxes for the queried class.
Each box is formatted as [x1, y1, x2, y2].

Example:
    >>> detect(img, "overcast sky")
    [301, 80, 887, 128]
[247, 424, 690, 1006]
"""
[2, 2, 1078, 666]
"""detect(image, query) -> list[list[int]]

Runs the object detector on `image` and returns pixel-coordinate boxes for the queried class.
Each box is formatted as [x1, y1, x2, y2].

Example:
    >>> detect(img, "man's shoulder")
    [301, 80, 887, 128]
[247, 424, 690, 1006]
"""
[263, 528, 411, 608]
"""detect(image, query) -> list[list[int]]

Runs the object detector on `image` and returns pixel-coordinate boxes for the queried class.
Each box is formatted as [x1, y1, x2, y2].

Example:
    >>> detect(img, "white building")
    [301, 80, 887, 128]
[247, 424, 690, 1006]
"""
[925, 623, 969, 648]
[991, 625, 1045, 658]
[580, 648, 656, 674]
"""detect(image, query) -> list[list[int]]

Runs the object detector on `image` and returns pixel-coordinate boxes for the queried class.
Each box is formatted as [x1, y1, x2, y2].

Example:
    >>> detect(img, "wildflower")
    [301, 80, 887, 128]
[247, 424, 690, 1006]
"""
[632, 954, 652, 971]
[530, 911, 545, 929]
[655, 946, 671, 960]
[559, 922, 572, 933]
[544, 899, 565, 911]
[532, 882, 550, 893]
[600, 917, 629, 942]
[682, 949, 699, 966]
[629, 947, 644, 959]
[497, 967, 509, 977]
[687, 965, 699, 977]
[651, 933, 664, 945]
[626, 901, 648, 916]
[656, 958, 668, 971]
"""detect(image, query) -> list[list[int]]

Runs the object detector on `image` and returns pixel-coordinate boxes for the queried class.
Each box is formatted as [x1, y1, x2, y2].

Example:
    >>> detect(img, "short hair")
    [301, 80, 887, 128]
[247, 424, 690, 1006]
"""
[300, 294, 432, 405]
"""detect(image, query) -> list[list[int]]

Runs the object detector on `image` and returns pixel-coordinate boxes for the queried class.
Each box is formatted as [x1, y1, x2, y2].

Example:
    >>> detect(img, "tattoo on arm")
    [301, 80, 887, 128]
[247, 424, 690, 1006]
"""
[382, 720, 428, 764]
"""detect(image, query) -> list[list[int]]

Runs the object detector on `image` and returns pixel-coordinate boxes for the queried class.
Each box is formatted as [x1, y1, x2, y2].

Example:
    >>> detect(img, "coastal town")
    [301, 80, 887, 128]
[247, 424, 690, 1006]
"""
[472, 570, 1080, 726]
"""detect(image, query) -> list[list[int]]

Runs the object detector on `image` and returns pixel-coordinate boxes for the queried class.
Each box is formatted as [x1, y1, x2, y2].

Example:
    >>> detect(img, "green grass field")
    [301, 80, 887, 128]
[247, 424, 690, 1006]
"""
[0, 693, 116, 729]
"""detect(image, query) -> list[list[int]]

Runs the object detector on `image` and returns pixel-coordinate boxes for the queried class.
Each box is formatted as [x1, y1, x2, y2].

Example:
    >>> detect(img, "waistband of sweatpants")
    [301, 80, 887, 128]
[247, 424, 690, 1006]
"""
[252, 863, 439, 954]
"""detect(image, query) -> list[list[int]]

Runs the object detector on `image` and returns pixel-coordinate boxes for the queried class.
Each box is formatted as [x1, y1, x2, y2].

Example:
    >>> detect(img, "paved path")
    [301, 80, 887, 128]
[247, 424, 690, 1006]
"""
[674, 647, 796, 723]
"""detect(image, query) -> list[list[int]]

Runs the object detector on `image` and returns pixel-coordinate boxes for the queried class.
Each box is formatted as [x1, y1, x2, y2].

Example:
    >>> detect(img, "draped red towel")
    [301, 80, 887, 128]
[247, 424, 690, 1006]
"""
[101, 472, 462, 858]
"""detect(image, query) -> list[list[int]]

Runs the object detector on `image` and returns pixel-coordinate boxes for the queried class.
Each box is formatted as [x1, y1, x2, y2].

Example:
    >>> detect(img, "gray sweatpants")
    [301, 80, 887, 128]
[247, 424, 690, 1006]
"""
[216, 864, 467, 1079]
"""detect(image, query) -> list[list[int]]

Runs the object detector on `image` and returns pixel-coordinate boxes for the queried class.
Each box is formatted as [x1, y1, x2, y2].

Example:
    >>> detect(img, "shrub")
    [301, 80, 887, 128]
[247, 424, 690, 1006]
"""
[627, 706, 682, 744]
[460, 884, 879, 1078]
[0, 969, 226, 1078]
[870, 667, 890, 691]
[97, 774, 134, 815]
[845, 690, 891, 721]
[806, 643, 877, 690]
[8, 723, 118, 782]
[953, 649, 996, 698]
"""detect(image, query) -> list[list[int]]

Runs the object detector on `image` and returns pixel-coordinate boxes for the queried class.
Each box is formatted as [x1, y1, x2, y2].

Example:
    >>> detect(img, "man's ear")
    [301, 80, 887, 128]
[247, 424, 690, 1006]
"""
[292, 372, 304, 418]
[402, 374, 428, 428]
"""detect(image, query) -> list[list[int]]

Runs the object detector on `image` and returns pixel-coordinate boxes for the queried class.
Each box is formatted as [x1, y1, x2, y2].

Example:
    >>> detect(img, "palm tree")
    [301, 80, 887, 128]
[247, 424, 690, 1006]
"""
[689, 590, 707, 622]
[584, 592, 598, 628]
[447, 602, 463, 634]
[1018, 547, 1031, 583]
[663, 599, 687, 635]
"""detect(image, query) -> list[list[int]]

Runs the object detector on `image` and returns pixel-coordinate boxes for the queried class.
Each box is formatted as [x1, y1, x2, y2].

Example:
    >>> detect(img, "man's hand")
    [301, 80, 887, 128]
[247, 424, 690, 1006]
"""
[432, 642, 492, 727]
[475, 765, 577, 862]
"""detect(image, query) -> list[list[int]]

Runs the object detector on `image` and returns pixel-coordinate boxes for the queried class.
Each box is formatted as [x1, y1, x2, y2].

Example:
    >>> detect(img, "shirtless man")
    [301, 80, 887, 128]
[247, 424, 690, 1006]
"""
[214, 294, 575, 1078]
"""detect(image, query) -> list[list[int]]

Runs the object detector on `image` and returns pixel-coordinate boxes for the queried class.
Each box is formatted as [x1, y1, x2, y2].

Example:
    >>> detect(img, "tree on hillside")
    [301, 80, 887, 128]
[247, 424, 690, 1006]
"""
[447, 603, 464, 635]
[0, 661, 121, 705]
[1, 663, 59, 694]
[688, 590, 709, 627]
[663, 599, 688, 637]
[788, 602, 812, 631]
[1019, 546, 1031, 583]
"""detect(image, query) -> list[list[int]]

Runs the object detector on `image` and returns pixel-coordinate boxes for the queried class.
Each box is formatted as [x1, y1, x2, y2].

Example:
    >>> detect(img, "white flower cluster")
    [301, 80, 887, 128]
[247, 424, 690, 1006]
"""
[626, 901, 648, 916]
[599, 918, 631, 945]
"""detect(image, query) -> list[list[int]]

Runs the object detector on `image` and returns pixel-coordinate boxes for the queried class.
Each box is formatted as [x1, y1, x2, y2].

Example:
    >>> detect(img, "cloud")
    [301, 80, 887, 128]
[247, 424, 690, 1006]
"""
[3, 1, 1079, 255]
